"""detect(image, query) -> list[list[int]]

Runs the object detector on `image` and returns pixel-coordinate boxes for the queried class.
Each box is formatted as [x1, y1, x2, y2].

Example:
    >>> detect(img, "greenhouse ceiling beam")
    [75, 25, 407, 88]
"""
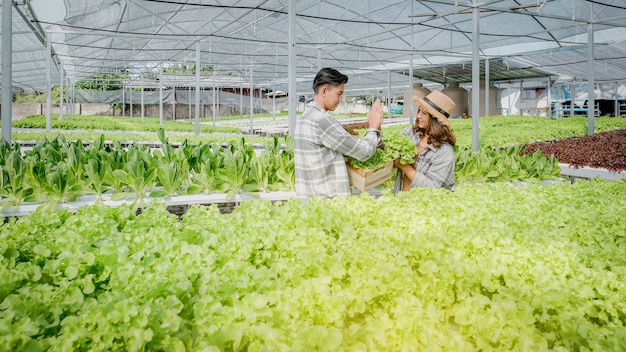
[330, 23, 414, 51]
[41, 23, 287, 45]
[17, 0, 46, 45]
[208, 1, 280, 46]
[117, 0, 192, 64]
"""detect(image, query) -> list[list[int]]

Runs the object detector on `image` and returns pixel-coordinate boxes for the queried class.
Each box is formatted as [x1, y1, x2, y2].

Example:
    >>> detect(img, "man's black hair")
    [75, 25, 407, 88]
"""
[312, 68, 348, 94]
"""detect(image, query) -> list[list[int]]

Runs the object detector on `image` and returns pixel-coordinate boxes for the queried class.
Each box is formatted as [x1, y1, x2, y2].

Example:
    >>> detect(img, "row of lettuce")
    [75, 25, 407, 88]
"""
[1, 180, 624, 350]
[0, 130, 294, 207]
[0, 126, 562, 208]
[9, 113, 626, 146]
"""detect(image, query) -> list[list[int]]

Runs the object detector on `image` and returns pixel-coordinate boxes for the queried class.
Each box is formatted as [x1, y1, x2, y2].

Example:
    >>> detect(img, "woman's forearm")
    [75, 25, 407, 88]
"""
[397, 163, 416, 182]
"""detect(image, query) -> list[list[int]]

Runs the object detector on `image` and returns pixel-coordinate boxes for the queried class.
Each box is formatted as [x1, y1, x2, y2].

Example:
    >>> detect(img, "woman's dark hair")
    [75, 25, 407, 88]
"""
[312, 68, 348, 93]
[426, 116, 456, 147]
[416, 109, 457, 147]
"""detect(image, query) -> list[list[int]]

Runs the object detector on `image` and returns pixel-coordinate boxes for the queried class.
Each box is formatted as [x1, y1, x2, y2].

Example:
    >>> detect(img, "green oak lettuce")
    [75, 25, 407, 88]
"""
[1, 179, 625, 351]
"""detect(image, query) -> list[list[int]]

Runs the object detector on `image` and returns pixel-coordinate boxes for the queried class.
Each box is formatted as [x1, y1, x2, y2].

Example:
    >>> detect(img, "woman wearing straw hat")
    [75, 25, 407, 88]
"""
[394, 90, 457, 192]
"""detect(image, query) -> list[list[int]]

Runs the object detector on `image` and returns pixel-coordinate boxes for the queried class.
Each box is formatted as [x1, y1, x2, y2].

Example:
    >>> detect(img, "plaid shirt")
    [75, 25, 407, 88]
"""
[294, 102, 381, 199]
[394, 126, 455, 192]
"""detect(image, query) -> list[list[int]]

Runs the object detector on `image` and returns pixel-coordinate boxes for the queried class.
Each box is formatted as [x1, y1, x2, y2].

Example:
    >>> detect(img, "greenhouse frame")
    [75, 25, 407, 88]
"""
[1, 0, 626, 145]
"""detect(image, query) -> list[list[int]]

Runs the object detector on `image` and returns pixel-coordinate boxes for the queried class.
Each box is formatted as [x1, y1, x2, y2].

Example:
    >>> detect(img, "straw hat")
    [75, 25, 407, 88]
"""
[414, 90, 455, 127]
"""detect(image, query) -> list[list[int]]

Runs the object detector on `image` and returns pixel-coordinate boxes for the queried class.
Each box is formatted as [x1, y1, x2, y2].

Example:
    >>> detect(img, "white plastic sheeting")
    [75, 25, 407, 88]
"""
[0, 0, 623, 96]
[74, 87, 289, 113]
[0, 1, 59, 93]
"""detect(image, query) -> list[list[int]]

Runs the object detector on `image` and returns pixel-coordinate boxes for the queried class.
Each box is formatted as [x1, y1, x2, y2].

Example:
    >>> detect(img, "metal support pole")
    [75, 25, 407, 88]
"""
[507, 86, 511, 115]
[70, 82, 75, 117]
[59, 64, 64, 120]
[570, 79, 576, 117]
[121, 84, 125, 118]
[141, 73, 145, 123]
[387, 71, 392, 119]
[272, 80, 276, 121]
[288, 0, 297, 135]
[249, 67, 254, 134]
[547, 76, 552, 117]
[200, 87, 204, 119]
[67, 75, 71, 117]
[46, 36, 52, 132]
[587, 22, 595, 135]
[519, 80, 524, 116]
[2, 0, 12, 144]
[408, 54, 414, 124]
[614, 82, 619, 117]
[212, 74, 216, 126]
[195, 42, 200, 134]
[129, 80, 133, 118]
[172, 95, 176, 120]
[484, 58, 489, 116]
[159, 64, 164, 125]
[471, 4, 480, 151]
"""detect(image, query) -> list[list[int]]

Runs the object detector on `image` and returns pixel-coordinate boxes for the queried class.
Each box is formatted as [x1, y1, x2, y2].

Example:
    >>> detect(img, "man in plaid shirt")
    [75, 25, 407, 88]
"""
[294, 68, 384, 199]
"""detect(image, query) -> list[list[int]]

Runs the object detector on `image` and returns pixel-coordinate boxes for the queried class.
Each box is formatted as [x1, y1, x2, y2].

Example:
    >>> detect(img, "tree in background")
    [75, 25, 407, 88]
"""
[162, 63, 216, 75]
[75, 71, 130, 91]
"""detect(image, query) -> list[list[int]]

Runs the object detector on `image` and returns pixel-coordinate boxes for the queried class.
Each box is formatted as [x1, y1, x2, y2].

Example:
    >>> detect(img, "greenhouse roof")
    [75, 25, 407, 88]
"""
[2, 0, 626, 95]
[395, 58, 554, 84]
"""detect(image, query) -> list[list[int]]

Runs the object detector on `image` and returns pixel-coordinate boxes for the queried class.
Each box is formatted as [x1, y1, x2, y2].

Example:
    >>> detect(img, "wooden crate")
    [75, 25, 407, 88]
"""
[346, 161, 393, 191]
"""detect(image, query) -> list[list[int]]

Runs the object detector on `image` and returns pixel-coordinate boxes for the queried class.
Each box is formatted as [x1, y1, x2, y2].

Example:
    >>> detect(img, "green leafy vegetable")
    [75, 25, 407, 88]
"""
[346, 129, 417, 170]
[1, 180, 625, 350]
